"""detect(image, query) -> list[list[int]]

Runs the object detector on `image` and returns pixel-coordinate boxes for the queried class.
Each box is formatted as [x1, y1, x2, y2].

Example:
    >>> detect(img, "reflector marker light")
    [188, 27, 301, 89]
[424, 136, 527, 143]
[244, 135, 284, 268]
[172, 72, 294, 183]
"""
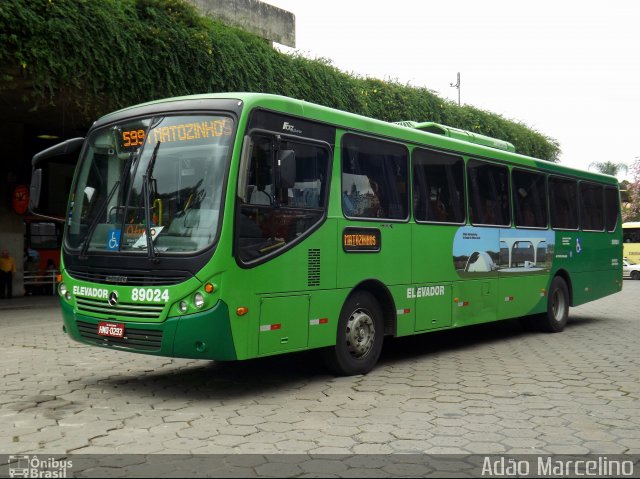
[504, 296, 514, 302]
[540, 288, 547, 297]
[396, 308, 411, 315]
[309, 318, 329, 325]
[236, 307, 249, 316]
[204, 283, 215, 293]
[56, 274, 63, 283]
[457, 301, 470, 307]
[260, 324, 281, 332]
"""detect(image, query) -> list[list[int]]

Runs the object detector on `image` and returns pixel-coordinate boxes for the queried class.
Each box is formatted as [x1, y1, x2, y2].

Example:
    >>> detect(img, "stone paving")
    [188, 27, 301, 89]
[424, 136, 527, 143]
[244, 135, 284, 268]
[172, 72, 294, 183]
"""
[1, 282, 639, 456]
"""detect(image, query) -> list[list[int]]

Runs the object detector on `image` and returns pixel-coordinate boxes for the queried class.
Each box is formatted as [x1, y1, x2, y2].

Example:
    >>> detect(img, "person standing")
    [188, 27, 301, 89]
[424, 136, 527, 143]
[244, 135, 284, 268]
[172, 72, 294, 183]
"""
[0, 249, 16, 299]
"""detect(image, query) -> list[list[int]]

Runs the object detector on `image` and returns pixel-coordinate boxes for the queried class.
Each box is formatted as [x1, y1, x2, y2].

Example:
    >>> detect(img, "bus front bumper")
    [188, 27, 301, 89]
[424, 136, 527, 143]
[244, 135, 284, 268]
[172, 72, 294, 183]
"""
[60, 300, 237, 360]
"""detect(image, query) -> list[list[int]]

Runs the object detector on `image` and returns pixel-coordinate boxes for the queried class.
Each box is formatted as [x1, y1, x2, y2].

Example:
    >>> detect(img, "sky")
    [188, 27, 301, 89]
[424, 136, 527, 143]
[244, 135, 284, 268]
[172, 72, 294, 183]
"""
[262, 0, 640, 178]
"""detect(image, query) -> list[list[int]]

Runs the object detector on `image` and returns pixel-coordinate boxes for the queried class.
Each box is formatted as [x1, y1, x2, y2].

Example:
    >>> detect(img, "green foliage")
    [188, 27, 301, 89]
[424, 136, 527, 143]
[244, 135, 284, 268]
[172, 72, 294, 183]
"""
[0, 0, 560, 160]
[588, 161, 628, 177]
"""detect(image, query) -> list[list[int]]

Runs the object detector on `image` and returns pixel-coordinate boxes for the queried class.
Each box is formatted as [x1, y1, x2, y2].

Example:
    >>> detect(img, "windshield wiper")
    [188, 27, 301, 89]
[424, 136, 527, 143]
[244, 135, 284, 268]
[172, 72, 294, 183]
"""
[78, 182, 120, 260]
[142, 141, 161, 262]
[78, 153, 135, 260]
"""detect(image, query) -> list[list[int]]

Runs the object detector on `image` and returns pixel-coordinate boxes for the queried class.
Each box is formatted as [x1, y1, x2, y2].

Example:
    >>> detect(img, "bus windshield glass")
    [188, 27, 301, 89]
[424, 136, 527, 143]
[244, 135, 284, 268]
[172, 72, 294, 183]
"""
[65, 114, 234, 254]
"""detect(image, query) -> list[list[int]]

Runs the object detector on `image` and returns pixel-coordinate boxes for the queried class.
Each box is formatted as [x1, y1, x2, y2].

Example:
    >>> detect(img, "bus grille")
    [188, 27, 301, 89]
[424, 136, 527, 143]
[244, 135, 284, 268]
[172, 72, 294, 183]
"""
[76, 321, 163, 351]
[67, 269, 189, 286]
[76, 297, 165, 320]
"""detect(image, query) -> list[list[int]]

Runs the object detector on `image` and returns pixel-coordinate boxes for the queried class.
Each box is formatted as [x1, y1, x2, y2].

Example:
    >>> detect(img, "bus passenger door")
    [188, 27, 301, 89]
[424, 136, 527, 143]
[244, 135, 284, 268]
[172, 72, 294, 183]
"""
[258, 294, 310, 355]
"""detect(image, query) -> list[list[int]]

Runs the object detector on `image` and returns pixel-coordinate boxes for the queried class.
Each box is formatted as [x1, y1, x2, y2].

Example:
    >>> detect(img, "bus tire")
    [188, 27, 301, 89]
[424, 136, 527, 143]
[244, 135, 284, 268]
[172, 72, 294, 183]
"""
[539, 276, 569, 333]
[322, 291, 384, 376]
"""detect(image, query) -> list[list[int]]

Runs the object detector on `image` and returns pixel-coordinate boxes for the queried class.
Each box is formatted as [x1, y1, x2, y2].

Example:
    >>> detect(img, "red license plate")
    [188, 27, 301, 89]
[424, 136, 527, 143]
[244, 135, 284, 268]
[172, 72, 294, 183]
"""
[97, 322, 125, 338]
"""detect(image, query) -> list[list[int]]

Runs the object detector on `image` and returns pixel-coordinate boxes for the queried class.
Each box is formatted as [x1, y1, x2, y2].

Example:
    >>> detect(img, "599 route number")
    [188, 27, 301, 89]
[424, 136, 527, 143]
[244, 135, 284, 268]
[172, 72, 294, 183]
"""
[131, 288, 169, 302]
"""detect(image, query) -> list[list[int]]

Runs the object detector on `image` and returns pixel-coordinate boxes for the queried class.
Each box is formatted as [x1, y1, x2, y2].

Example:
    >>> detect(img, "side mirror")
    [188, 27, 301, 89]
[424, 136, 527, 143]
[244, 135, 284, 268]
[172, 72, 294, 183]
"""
[29, 169, 43, 213]
[30, 137, 84, 221]
[277, 149, 296, 189]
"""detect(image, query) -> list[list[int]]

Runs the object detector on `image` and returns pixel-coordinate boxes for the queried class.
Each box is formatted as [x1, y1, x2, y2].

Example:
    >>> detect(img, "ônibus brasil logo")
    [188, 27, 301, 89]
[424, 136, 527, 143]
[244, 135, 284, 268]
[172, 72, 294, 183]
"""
[8, 455, 73, 478]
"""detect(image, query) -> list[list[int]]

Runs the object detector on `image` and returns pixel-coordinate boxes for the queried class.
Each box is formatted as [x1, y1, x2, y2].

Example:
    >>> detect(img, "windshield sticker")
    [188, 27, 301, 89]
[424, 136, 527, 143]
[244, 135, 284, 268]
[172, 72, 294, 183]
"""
[132, 226, 164, 249]
[107, 229, 121, 251]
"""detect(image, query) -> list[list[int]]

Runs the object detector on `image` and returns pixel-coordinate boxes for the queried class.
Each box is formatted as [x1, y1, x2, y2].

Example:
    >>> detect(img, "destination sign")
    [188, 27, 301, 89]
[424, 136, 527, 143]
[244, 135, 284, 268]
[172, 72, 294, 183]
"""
[121, 129, 146, 148]
[148, 118, 232, 144]
[342, 227, 381, 253]
[119, 118, 233, 150]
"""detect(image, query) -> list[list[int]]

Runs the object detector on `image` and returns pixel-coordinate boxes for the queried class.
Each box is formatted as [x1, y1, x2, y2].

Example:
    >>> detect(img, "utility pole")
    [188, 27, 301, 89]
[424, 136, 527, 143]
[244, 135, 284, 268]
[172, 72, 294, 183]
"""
[450, 72, 461, 106]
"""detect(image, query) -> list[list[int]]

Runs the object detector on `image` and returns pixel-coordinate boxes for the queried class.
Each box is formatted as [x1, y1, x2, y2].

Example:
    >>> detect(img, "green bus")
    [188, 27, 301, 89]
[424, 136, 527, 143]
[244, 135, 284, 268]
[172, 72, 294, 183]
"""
[31, 93, 623, 375]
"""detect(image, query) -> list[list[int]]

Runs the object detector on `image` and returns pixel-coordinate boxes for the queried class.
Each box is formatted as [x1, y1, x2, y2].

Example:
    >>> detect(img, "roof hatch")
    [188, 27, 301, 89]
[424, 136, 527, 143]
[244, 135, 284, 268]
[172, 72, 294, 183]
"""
[394, 121, 516, 153]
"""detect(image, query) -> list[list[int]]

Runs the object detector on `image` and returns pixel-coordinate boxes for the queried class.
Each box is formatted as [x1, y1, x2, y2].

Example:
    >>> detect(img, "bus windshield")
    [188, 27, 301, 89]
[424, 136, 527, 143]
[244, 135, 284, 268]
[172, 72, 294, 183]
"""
[65, 114, 234, 254]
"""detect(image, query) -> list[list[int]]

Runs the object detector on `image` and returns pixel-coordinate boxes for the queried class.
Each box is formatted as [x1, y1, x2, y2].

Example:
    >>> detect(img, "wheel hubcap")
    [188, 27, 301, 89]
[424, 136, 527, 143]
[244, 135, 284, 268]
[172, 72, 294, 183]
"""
[552, 289, 565, 322]
[346, 309, 375, 359]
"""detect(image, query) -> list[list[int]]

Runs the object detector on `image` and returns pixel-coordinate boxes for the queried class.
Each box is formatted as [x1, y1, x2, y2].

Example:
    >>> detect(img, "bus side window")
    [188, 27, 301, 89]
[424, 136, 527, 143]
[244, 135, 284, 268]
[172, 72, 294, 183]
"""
[604, 186, 619, 232]
[341, 134, 409, 220]
[236, 134, 330, 263]
[580, 182, 604, 231]
[244, 137, 273, 206]
[412, 148, 465, 224]
[467, 159, 510, 226]
[513, 169, 547, 228]
[549, 176, 578, 230]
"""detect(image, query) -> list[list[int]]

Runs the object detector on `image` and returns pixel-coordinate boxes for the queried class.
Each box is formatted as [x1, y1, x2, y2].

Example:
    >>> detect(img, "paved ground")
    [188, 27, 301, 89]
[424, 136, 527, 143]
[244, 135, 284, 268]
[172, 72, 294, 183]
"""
[1, 282, 639, 456]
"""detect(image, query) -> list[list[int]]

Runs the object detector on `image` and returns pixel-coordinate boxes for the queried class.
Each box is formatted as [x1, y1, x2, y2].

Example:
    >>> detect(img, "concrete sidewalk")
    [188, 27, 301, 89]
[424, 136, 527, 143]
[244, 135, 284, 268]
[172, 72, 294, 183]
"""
[0, 294, 59, 311]
[2, 282, 639, 456]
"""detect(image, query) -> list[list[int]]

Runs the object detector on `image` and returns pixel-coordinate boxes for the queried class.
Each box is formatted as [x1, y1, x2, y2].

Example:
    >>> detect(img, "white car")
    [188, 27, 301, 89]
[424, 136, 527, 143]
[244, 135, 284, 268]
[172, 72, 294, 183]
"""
[623, 258, 640, 280]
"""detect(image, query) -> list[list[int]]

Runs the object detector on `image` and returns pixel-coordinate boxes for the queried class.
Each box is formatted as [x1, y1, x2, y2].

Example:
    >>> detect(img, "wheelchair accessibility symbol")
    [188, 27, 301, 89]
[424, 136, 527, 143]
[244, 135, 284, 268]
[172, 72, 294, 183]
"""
[107, 229, 121, 251]
[576, 238, 582, 254]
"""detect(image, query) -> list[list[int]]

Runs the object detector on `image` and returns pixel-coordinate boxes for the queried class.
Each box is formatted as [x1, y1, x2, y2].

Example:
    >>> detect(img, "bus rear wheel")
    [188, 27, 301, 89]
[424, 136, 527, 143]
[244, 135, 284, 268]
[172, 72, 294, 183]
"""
[539, 276, 569, 333]
[322, 291, 384, 376]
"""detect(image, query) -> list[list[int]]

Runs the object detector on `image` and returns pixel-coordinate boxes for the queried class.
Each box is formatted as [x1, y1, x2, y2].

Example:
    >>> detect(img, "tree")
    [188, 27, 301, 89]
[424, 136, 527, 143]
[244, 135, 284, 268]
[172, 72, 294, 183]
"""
[588, 161, 628, 177]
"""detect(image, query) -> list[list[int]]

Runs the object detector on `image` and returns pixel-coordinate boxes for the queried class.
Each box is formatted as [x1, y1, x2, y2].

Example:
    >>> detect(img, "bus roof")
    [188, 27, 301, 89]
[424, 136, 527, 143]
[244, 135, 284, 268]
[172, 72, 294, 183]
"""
[96, 92, 617, 186]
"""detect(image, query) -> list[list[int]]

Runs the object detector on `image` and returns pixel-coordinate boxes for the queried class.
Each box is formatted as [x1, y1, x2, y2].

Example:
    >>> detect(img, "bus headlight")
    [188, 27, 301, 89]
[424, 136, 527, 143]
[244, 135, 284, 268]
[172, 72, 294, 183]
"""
[59, 283, 68, 296]
[194, 292, 205, 309]
[179, 301, 188, 313]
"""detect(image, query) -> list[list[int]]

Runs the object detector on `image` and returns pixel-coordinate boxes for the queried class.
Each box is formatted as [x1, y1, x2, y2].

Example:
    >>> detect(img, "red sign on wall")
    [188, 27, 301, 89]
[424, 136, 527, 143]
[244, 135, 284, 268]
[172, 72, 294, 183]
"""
[12, 184, 29, 215]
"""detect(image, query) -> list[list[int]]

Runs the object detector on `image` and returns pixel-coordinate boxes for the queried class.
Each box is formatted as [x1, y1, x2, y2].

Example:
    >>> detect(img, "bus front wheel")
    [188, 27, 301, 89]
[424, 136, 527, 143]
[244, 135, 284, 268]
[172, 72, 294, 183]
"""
[539, 276, 569, 333]
[322, 291, 384, 376]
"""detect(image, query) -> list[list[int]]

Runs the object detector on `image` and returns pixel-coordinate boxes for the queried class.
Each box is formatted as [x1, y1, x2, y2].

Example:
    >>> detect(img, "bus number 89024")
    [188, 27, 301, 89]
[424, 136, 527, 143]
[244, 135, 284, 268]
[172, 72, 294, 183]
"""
[131, 288, 169, 302]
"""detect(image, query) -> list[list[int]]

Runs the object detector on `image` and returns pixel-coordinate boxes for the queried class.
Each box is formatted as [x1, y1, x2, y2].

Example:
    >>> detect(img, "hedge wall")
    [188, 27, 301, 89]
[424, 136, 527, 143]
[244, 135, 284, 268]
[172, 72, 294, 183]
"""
[0, 0, 560, 160]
